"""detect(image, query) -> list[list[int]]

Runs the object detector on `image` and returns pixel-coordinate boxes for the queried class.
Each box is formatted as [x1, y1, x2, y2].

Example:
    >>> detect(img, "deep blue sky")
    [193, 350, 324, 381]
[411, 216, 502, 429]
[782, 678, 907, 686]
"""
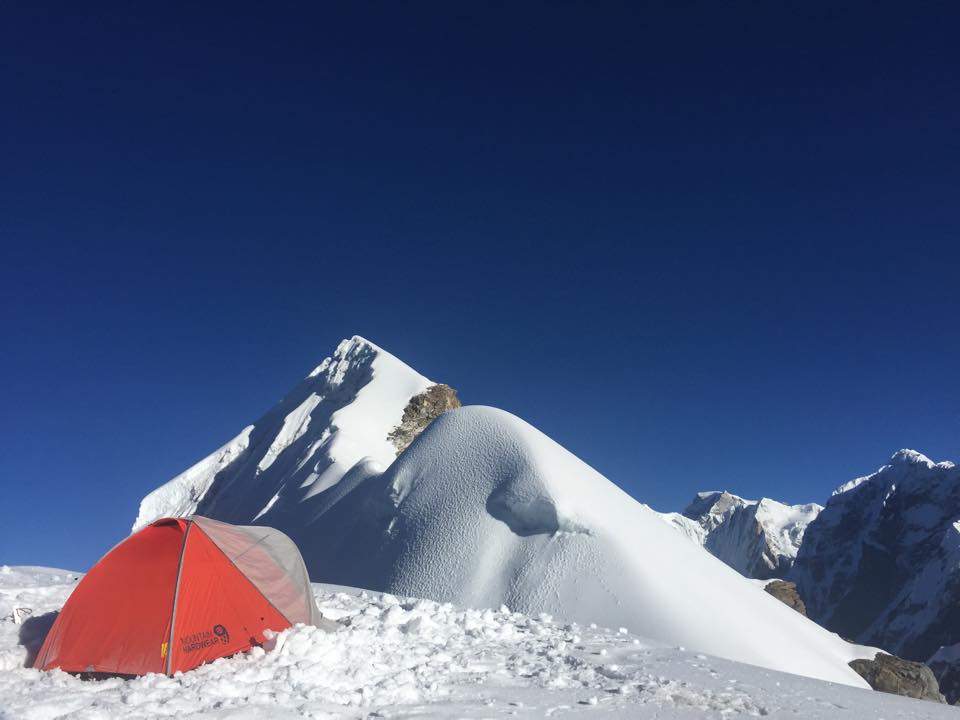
[2, 3, 958, 570]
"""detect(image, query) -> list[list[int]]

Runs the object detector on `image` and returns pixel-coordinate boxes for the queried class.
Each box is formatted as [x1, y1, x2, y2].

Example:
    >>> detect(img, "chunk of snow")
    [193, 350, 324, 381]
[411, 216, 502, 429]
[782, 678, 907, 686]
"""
[7, 568, 944, 720]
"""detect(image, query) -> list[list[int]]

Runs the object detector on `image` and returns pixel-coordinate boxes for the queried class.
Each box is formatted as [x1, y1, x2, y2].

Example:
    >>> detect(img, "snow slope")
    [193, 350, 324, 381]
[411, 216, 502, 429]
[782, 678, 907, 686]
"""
[134, 336, 434, 530]
[2, 568, 954, 719]
[660, 492, 822, 579]
[793, 450, 960, 680]
[349, 407, 873, 687]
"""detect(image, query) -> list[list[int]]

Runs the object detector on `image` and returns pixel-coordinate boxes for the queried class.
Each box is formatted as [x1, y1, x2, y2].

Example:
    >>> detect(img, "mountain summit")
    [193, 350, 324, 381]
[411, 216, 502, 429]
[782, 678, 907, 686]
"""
[659, 491, 822, 579]
[793, 449, 960, 695]
[135, 336, 456, 532]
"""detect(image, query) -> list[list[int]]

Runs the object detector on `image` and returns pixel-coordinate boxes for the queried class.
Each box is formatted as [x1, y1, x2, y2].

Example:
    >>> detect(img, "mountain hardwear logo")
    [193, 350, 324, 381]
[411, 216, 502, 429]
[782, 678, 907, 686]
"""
[213, 624, 230, 644]
[180, 625, 230, 653]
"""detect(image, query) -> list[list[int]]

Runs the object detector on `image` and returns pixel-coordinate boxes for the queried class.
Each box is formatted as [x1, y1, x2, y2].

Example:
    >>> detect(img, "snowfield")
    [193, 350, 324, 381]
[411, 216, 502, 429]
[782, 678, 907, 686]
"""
[1, 568, 956, 719]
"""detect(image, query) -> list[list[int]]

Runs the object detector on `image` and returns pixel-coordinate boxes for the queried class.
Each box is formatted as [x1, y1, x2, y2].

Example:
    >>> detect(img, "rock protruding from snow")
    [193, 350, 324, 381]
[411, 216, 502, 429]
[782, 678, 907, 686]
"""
[792, 450, 960, 669]
[665, 491, 822, 579]
[387, 384, 460, 453]
[765, 579, 808, 616]
[849, 653, 946, 704]
[133, 336, 435, 531]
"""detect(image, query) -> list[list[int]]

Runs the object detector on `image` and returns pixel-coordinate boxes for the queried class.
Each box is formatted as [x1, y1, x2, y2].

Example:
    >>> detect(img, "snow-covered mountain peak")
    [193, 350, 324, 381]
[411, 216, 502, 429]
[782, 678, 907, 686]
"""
[793, 449, 960, 688]
[889, 448, 937, 468]
[832, 449, 956, 498]
[681, 490, 754, 529]
[134, 336, 437, 531]
[663, 490, 822, 580]
[306, 335, 387, 383]
[888, 448, 956, 470]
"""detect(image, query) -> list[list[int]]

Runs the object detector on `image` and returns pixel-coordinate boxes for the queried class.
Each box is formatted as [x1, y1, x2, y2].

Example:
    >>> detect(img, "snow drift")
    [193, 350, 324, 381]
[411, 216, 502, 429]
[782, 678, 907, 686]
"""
[6, 568, 955, 719]
[135, 337, 873, 688]
[359, 406, 871, 686]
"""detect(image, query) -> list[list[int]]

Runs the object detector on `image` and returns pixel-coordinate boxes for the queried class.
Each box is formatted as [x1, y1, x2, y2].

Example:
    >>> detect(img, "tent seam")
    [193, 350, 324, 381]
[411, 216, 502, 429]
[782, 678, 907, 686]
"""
[166, 520, 192, 676]
[191, 522, 293, 627]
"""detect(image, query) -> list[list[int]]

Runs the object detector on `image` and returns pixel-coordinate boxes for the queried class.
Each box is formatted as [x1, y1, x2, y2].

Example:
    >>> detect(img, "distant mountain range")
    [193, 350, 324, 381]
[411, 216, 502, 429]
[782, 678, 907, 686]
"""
[656, 450, 960, 703]
[659, 491, 822, 579]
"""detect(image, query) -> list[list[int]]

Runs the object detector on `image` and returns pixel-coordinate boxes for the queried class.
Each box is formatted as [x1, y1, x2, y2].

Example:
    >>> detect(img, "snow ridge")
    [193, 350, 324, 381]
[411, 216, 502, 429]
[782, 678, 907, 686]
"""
[277, 406, 873, 686]
[133, 336, 433, 531]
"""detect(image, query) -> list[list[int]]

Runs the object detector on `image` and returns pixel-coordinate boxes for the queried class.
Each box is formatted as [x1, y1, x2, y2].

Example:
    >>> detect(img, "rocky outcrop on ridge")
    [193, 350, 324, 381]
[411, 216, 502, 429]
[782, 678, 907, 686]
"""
[764, 580, 807, 616]
[387, 384, 460, 453]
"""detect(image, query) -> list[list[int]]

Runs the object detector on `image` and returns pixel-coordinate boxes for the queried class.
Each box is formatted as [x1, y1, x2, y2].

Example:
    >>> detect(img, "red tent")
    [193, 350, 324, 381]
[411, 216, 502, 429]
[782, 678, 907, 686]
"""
[34, 515, 320, 676]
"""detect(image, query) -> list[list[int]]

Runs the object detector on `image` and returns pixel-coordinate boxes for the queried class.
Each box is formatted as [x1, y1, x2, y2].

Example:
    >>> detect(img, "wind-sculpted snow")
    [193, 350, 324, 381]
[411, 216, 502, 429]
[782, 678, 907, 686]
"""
[352, 407, 873, 687]
[2, 568, 956, 719]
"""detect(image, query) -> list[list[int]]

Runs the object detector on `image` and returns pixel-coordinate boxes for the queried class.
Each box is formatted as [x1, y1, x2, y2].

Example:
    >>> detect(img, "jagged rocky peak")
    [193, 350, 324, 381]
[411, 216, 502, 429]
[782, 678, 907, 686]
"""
[388, 383, 461, 454]
[133, 334, 442, 532]
[792, 449, 960, 697]
[665, 490, 822, 580]
[683, 491, 752, 530]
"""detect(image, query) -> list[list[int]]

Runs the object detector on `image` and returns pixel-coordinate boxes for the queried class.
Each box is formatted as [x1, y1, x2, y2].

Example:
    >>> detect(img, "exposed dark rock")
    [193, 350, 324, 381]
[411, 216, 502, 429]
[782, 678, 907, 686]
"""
[387, 384, 461, 453]
[928, 647, 960, 705]
[849, 652, 946, 703]
[764, 580, 807, 616]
